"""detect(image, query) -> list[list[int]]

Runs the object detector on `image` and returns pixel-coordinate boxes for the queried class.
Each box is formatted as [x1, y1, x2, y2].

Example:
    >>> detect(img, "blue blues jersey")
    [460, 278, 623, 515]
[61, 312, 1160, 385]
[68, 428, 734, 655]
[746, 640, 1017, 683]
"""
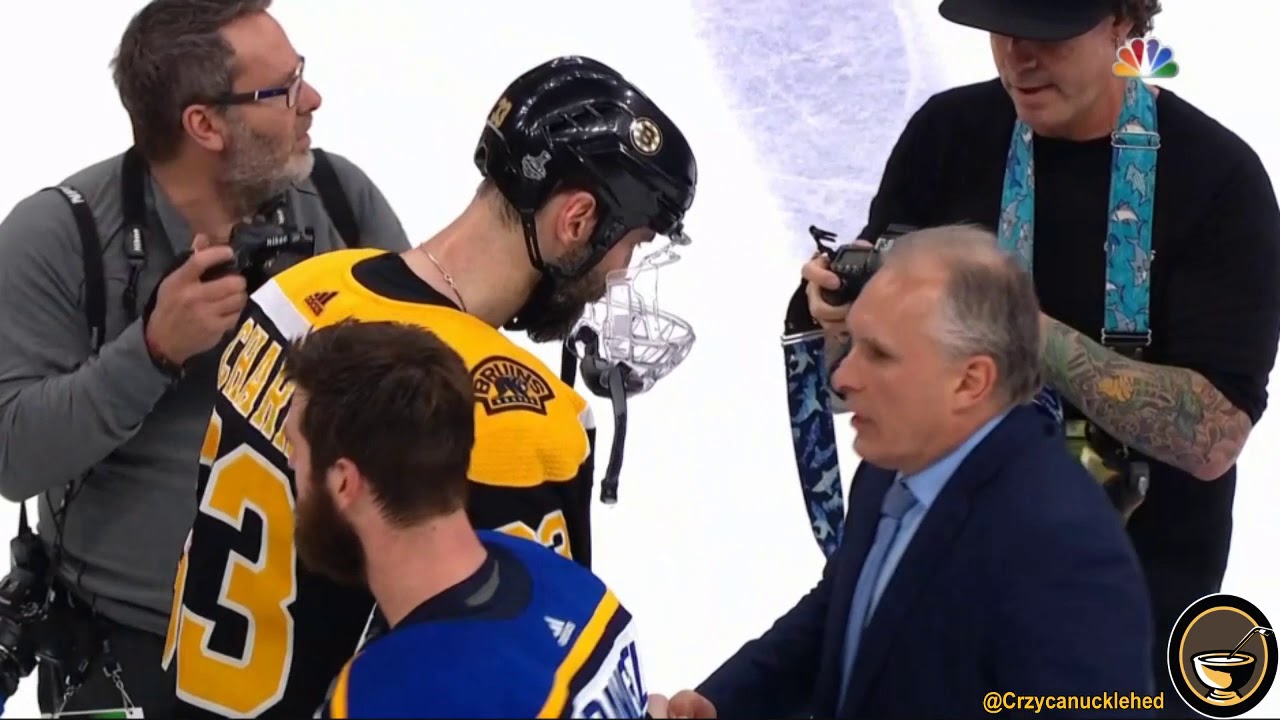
[324, 531, 647, 718]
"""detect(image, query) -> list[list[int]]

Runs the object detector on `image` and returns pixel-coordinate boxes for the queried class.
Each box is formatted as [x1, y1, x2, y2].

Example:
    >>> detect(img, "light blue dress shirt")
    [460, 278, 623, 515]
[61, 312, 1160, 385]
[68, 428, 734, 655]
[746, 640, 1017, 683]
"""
[867, 409, 1010, 625]
[837, 410, 1011, 712]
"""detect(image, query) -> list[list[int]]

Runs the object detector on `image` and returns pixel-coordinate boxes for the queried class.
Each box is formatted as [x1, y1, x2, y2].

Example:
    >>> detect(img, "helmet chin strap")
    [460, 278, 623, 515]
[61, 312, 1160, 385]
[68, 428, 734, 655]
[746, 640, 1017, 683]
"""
[517, 209, 619, 281]
[519, 211, 552, 275]
[514, 208, 636, 505]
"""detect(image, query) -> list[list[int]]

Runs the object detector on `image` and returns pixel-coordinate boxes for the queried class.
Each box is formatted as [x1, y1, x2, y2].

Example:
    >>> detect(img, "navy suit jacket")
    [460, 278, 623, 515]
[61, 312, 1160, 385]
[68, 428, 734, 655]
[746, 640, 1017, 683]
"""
[698, 405, 1156, 719]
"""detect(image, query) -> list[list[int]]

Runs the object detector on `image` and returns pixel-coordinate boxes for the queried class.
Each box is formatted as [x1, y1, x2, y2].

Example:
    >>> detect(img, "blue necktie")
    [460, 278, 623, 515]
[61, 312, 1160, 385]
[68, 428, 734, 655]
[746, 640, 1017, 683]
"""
[837, 479, 918, 710]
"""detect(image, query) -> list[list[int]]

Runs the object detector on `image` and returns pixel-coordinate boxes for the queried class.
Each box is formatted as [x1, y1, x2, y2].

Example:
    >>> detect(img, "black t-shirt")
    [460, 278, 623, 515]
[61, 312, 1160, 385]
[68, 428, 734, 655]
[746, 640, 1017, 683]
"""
[859, 78, 1280, 623]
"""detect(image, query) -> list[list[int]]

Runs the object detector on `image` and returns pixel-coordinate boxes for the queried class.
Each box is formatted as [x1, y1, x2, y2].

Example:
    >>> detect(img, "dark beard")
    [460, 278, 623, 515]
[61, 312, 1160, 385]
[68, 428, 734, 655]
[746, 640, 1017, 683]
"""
[295, 483, 367, 587]
[517, 266, 608, 343]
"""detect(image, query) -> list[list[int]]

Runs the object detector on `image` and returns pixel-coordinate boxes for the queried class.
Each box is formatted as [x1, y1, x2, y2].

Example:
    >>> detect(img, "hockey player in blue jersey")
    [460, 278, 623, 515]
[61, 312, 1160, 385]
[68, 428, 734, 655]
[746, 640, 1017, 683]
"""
[278, 319, 650, 718]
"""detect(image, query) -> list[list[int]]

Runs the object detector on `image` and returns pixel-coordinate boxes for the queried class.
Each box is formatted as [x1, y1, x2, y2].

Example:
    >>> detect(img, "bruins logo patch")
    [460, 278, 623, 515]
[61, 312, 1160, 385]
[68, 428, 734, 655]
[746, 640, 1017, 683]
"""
[472, 356, 555, 415]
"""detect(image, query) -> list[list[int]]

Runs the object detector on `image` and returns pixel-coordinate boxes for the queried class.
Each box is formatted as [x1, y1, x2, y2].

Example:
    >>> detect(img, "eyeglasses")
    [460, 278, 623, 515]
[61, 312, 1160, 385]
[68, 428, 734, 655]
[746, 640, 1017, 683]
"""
[208, 56, 306, 109]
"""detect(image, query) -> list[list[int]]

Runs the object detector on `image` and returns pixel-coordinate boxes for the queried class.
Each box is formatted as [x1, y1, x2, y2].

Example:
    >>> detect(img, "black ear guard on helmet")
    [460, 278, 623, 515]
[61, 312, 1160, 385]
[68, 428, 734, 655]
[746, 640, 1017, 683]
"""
[560, 326, 643, 504]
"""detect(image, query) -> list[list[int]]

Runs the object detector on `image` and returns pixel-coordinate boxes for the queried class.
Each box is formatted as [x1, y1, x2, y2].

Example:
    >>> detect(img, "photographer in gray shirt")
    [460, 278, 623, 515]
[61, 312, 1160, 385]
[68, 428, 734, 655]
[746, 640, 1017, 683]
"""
[0, 0, 409, 715]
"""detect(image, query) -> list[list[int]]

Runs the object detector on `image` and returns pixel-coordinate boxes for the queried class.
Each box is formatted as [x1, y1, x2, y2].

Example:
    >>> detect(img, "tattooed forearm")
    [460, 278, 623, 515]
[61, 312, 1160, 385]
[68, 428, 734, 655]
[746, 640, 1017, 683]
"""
[1040, 317, 1251, 480]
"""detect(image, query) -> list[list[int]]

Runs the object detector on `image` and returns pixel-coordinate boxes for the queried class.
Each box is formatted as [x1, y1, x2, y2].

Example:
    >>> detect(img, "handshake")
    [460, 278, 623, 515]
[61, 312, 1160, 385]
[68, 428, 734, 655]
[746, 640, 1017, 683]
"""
[646, 690, 717, 718]
[801, 224, 916, 334]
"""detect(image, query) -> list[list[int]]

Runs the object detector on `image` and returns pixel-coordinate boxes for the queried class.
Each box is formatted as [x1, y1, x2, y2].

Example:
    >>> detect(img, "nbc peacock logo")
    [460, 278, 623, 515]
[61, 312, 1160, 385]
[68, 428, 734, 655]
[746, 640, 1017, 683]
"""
[1113, 36, 1180, 79]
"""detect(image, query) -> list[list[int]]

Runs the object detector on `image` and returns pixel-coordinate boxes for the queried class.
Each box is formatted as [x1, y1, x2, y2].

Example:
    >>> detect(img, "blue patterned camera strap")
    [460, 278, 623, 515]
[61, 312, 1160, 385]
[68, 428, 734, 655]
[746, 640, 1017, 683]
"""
[783, 79, 1158, 558]
[783, 329, 845, 557]
[998, 77, 1159, 427]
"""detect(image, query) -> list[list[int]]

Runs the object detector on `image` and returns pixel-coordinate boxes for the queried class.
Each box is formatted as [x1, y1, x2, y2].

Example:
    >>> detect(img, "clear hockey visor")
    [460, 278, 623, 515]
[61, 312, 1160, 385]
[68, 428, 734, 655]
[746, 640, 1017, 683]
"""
[568, 230, 695, 396]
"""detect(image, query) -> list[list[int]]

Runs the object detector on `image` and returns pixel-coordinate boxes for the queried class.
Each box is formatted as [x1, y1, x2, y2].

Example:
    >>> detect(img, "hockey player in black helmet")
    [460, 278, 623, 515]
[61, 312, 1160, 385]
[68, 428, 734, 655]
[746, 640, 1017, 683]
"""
[473, 55, 697, 343]
[166, 54, 697, 720]
[469, 54, 699, 505]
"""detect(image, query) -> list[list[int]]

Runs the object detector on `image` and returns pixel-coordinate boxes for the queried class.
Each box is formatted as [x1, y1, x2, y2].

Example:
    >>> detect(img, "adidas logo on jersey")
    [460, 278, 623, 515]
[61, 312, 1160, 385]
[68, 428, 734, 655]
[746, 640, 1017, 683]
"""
[546, 616, 576, 646]
[304, 291, 338, 315]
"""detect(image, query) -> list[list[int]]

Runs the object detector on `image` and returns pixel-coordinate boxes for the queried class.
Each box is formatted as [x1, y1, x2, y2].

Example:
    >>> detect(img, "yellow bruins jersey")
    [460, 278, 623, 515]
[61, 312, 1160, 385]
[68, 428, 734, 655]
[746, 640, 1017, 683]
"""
[163, 248, 597, 719]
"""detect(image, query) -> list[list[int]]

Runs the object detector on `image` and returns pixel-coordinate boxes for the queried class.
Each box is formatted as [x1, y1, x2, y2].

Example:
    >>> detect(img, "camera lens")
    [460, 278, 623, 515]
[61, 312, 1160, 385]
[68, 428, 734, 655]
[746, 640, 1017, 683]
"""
[0, 628, 25, 698]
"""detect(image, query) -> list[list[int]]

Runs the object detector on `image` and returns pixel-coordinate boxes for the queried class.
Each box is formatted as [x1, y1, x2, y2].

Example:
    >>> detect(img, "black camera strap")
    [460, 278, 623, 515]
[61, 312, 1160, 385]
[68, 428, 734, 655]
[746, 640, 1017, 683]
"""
[116, 146, 364, 324]
[45, 147, 363, 368]
[45, 186, 107, 355]
[120, 148, 149, 323]
[28, 145, 364, 578]
[310, 148, 361, 248]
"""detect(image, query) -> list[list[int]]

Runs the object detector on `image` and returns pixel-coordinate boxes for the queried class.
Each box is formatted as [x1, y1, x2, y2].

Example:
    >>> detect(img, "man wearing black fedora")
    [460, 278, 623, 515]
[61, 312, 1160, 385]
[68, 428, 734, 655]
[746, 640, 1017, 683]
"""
[660, 0, 1280, 717]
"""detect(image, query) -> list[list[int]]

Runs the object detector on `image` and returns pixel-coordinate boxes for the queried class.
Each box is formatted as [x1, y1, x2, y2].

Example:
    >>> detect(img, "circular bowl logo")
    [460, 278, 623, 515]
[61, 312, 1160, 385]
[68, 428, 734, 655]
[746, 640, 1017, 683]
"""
[1168, 593, 1277, 718]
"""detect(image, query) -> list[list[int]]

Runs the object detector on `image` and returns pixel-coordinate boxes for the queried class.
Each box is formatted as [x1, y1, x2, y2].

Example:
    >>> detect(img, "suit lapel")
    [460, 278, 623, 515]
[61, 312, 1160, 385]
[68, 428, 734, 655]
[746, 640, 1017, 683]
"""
[812, 465, 894, 713]
[836, 407, 1045, 716]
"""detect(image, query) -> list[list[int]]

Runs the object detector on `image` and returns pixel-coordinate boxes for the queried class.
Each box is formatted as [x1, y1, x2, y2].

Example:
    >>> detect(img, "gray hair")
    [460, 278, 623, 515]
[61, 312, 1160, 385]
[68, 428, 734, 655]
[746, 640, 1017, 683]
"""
[882, 224, 1043, 405]
[111, 0, 273, 163]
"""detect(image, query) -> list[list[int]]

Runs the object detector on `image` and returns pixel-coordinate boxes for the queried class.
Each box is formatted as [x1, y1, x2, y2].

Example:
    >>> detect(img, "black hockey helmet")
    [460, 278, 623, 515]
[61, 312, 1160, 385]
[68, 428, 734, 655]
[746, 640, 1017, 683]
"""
[474, 55, 697, 282]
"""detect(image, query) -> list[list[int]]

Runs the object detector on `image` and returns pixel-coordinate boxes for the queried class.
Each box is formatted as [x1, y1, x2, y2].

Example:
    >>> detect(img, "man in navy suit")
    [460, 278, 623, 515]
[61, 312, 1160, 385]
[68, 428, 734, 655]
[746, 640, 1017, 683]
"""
[650, 226, 1156, 719]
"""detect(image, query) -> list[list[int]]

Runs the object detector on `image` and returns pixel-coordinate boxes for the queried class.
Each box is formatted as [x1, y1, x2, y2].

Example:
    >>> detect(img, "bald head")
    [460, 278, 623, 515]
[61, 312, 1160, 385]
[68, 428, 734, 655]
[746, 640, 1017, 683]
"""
[878, 224, 1043, 405]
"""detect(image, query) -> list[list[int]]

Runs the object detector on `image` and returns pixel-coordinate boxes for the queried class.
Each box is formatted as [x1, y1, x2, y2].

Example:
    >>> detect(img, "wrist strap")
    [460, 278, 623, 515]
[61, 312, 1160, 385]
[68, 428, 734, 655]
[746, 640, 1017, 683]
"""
[143, 324, 183, 381]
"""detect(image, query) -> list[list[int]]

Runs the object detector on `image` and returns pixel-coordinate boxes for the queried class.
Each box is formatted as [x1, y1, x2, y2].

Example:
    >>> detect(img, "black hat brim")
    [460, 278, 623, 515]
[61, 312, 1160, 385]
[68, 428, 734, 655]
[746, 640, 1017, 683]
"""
[938, 0, 1114, 42]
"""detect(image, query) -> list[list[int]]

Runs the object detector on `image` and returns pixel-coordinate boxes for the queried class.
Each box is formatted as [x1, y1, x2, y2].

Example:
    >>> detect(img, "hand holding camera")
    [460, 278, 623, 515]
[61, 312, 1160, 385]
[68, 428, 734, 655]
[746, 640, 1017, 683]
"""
[145, 234, 248, 366]
[803, 224, 916, 332]
[803, 242, 874, 334]
[200, 218, 315, 288]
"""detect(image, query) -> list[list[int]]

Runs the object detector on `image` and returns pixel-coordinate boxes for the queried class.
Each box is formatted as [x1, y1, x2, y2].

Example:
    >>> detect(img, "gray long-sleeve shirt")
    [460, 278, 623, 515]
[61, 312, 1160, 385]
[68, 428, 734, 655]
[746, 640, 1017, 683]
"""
[0, 150, 410, 636]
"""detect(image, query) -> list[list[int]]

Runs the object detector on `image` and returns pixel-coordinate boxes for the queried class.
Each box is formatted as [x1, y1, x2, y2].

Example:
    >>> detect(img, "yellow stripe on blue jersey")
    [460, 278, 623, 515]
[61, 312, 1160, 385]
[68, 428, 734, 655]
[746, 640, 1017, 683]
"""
[327, 658, 353, 719]
[538, 591, 622, 716]
[329, 531, 647, 719]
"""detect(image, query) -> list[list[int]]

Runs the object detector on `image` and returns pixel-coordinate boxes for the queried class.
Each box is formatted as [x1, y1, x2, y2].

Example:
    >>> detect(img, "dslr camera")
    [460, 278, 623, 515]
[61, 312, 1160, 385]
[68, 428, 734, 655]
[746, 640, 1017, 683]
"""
[200, 204, 316, 292]
[0, 526, 50, 699]
[0, 515, 90, 704]
[0, 521, 98, 708]
[811, 223, 917, 306]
